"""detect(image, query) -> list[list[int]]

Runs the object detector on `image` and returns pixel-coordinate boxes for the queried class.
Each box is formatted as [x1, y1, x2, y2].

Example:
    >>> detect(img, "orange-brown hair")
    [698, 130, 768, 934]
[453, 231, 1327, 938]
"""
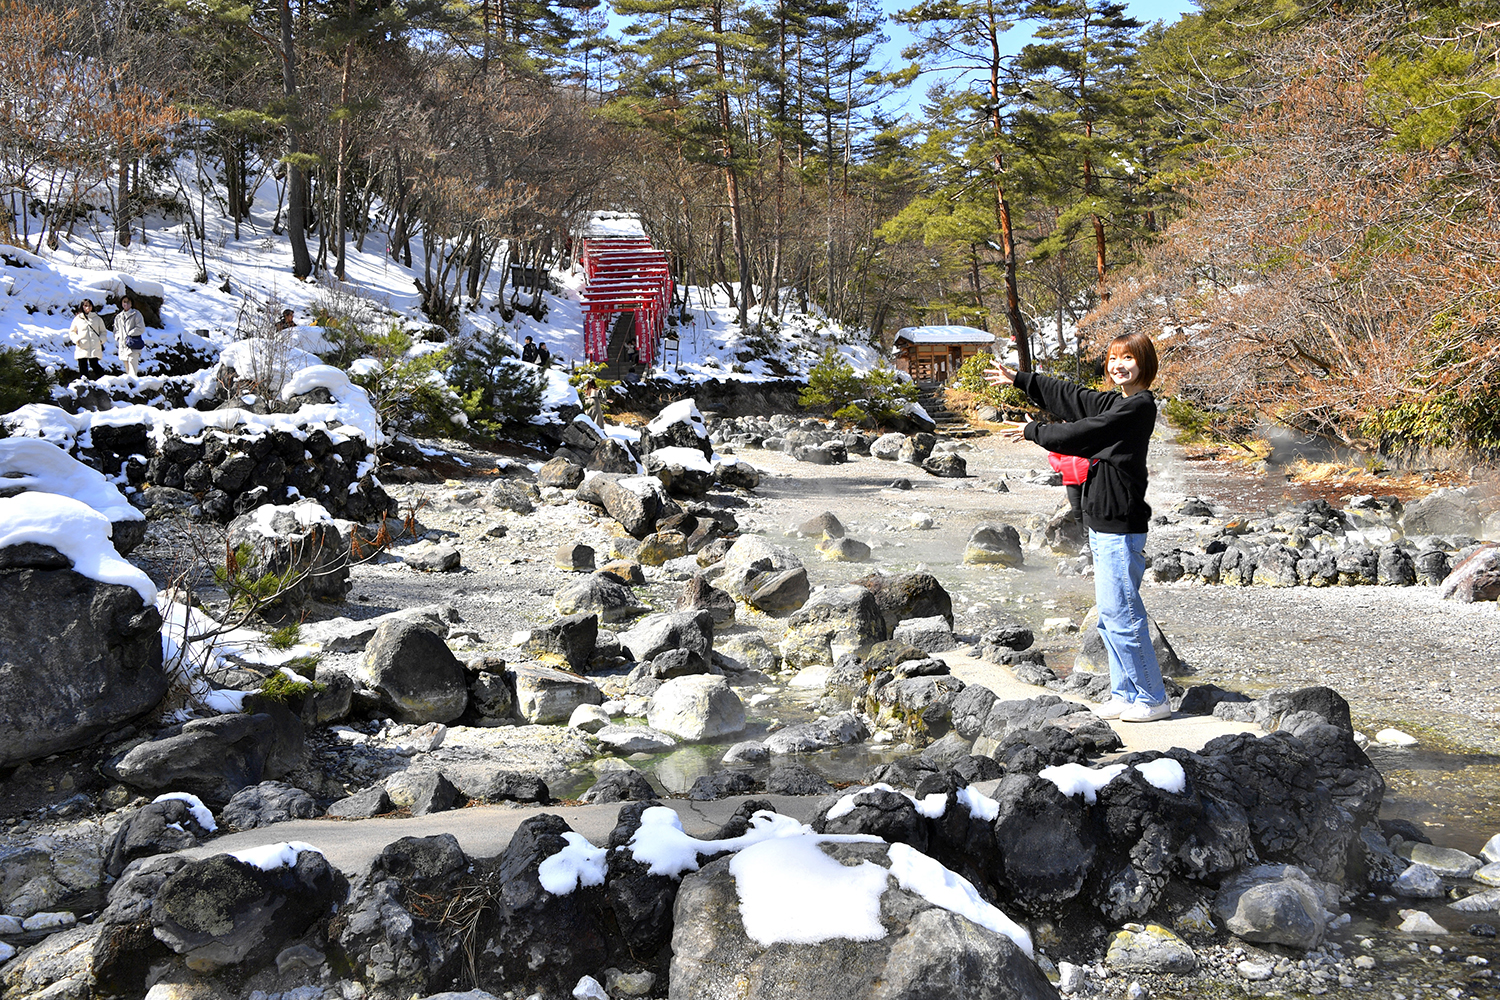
[1107, 332, 1158, 389]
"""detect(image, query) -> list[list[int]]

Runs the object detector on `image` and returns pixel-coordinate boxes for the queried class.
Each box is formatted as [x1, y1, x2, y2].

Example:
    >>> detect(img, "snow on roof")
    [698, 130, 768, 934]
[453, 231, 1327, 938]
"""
[0, 492, 156, 604]
[582, 212, 647, 239]
[0, 438, 142, 524]
[892, 325, 996, 345]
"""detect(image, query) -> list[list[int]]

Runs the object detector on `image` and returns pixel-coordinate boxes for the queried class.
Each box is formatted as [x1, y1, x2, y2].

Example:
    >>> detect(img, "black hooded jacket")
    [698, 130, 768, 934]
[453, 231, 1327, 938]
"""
[1015, 370, 1156, 534]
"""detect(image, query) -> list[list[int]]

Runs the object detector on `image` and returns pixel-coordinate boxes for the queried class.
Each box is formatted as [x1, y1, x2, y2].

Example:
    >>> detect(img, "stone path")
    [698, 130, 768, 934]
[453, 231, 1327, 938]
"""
[180, 657, 1263, 875]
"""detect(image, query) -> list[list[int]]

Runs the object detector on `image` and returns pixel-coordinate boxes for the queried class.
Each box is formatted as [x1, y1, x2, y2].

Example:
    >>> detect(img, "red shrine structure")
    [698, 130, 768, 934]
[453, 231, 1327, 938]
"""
[579, 215, 674, 369]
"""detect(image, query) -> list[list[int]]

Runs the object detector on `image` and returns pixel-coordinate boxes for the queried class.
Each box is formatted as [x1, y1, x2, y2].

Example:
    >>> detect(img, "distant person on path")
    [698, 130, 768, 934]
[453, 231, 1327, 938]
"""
[69, 299, 107, 380]
[114, 296, 146, 378]
[276, 308, 296, 331]
[536, 342, 551, 369]
[521, 336, 538, 364]
[985, 332, 1169, 723]
[586, 377, 605, 425]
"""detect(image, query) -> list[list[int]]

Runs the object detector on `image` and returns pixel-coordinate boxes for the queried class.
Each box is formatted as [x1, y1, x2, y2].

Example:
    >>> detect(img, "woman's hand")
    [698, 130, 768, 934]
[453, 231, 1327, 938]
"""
[996, 420, 1027, 443]
[983, 362, 1016, 387]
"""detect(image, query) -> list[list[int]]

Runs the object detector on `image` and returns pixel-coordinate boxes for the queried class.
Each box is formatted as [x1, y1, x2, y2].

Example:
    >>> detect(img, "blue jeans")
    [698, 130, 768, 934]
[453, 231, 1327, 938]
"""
[1089, 529, 1166, 706]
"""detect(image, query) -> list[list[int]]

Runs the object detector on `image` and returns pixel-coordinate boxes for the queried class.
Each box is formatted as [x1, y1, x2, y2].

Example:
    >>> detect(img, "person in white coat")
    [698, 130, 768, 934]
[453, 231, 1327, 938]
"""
[114, 296, 146, 377]
[69, 299, 107, 380]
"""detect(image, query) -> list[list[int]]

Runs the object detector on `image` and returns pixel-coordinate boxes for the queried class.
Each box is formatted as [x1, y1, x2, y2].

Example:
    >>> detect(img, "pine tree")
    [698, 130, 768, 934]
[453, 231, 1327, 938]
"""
[896, 0, 1035, 370]
[1016, 0, 1143, 293]
[611, 0, 764, 328]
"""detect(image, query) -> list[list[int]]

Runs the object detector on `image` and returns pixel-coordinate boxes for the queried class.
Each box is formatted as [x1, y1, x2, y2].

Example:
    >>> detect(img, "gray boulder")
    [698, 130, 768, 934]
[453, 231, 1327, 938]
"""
[152, 848, 347, 971]
[1212, 864, 1329, 949]
[297, 602, 459, 653]
[521, 613, 599, 671]
[677, 574, 736, 625]
[538, 457, 586, 489]
[468, 667, 517, 722]
[646, 450, 715, 497]
[508, 662, 603, 724]
[1074, 606, 1183, 676]
[488, 478, 537, 513]
[816, 537, 872, 562]
[104, 799, 216, 879]
[554, 542, 596, 572]
[716, 535, 804, 599]
[363, 619, 468, 724]
[225, 500, 352, 606]
[647, 675, 745, 740]
[220, 780, 318, 830]
[597, 476, 666, 538]
[964, 524, 1024, 567]
[796, 511, 846, 538]
[618, 609, 715, 663]
[596, 725, 678, 754]
[897, 433, 936, 465]
[1440, 544, 1500, 602]
[640, 399, 712, 459]
[106, 711, 303, 805]
[326, 785, 393, 818]
[870, 432, 906, 460]
[892, 615, 958, 653]
[855, 570, 954, 634]
[1402, 488, 1482, 537]
[670, 840, 1057, 1000]
[384, 770, 462, 815]
[922, 453, 968, 478]
[0, 551, 166, 767]
[715, 458, 760, 490]
[588, 439, 641, 473]
[786, 584, 887, 657]
[399, 540, 461, 572]
[1104, 924, 1197, 973]
[554, 572, 649, 623]
[468, 815, 612, 995]
[747, 567, 811, 614]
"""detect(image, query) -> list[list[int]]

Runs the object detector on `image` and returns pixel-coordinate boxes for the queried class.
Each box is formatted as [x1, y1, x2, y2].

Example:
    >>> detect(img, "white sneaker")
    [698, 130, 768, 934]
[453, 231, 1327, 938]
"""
[1093, 696, 1131, 720]
[1120, 700, 1172, 723]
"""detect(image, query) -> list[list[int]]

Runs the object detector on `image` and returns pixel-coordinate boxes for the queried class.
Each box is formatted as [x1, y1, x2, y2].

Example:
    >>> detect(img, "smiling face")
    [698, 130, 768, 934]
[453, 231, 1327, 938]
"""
[1106, 346, 1143, 391]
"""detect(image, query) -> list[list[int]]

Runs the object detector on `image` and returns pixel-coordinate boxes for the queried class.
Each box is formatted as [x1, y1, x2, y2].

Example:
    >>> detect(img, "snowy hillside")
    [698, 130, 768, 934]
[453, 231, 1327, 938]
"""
[0, 172, 890, 430]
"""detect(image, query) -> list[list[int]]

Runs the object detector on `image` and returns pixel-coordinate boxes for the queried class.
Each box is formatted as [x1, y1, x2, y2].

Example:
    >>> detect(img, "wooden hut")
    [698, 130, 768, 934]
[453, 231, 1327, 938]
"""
[892, 325, 997, 384]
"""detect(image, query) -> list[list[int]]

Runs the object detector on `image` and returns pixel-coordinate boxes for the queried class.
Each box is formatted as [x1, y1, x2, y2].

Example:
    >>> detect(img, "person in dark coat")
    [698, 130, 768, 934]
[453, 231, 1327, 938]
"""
[521, 336, 538, 363]
[536, 342, 551, 369]
[986, 331, 1169, 723]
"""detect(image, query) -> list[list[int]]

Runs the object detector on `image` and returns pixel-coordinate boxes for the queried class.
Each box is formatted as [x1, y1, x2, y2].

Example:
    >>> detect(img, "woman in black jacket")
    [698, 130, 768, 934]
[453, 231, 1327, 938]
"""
[986, 332, 1170, 723]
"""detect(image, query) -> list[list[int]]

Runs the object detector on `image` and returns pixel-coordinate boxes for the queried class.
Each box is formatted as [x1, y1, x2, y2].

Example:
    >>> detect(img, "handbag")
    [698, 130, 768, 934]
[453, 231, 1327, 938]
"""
[126, 335, 145, 350]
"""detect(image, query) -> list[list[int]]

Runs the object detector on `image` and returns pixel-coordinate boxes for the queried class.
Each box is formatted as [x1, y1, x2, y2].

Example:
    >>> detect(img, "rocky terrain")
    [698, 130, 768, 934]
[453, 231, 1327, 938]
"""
[1, 402, 1499, 1000]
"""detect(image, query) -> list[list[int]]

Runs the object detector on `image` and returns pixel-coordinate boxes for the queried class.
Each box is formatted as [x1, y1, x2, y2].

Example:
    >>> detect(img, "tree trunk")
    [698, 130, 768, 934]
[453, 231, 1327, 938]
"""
[988, 13, 1031, 372]
[280, 0, 312, 279]
[115, 153, 131, 247]
[334, 3, 354, 281]
[713, 3, 752, 328]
